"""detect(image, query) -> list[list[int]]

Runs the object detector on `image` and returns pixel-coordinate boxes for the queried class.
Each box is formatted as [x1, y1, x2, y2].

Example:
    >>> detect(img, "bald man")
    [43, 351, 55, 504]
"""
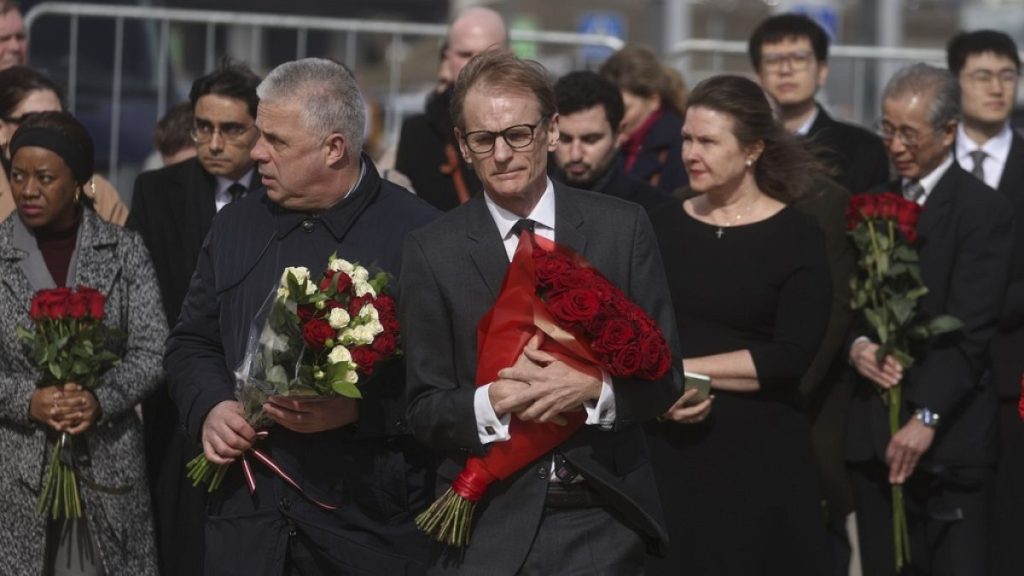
[395, 6, 507, 211]
[0, 1, 26, 70]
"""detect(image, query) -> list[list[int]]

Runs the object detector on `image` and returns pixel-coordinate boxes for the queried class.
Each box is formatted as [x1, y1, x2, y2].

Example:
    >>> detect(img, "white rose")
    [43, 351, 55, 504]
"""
[345, 370, 359, 384]
[367, 319, 384, 337]
[352, 266, 369, 283]
[342, 326, 374, 346]
[328, 307, 351, 330]
[357, 303, 379, 321]
[281, 266, 311, 287]
[328, 258, 355, 275]
[327, 345, 352, 365]
[354, 281, 376, 298]
[276, 286, 289, 300]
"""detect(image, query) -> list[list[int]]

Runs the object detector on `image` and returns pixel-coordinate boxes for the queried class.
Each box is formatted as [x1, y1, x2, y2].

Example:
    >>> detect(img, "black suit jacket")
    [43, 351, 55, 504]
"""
[401, 184, 683, 573]
[624, 110, 689, 194]
[988, 131, 1024, 400]
[806, 105, 890, 195]
[846, 164, 1014, 468]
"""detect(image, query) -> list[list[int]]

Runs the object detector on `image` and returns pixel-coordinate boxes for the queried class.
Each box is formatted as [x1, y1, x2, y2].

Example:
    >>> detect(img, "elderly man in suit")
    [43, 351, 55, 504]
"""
[948, 29, 1024, 576]
[127, 61, 261, 576]
[846, 63, 1013, 576]
[164, 58, 439, 575]
[401, 49, 687, 574]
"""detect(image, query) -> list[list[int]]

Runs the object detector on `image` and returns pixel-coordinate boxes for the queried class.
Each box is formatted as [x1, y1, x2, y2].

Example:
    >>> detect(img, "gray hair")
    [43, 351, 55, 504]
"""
[882, 63, 961, 129]
[257, 58, 366, 156]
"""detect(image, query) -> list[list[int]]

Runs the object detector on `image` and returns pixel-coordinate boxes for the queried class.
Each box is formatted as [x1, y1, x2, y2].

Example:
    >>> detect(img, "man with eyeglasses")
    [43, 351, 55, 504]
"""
[847, 63, 1013, 576]
[127, 60, 262, 576]
[402, 49, 682, 574]
[949, 29, 1024, 576]
[749, 14, 889, 196]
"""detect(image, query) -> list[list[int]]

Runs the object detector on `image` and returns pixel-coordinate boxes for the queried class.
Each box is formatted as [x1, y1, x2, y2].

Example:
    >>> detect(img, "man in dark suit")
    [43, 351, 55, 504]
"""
[394, 6, 505, 211]
[165, 58, 438, 575]
[127, 61, 261, 576]
[401, 50, 685, 574]
[847, 64, 1013, 576]
[947, 29, 1024, 576]
[749, 13, 890, 196]
[550, 70, 670, 212]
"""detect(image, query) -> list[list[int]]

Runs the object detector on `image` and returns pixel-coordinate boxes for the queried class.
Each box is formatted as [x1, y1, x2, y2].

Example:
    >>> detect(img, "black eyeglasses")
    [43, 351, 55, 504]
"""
[462, 117, 548, 154]
[761, 50, 816, 72]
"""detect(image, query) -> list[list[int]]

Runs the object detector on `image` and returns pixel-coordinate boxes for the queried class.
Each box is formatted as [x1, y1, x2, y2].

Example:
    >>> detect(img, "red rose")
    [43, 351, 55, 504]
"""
[552, 267, 599, 291]
[591, 318, 635, 354]
[534, 250, 573, 285]
[895, 200, 922, 244]
[348, 295, 372, 317]
[319, 269, 336, 292]
[610, 344, 643, 376]
[29, 293, 46, 320]
[335, 272, 354, 295]
[638, 332, 671, 379]
[302, 319, 335, 351]
[546, 288, 601, 324]
[67, 292, 88, 319]
[75, 286, 106, 320]
[297, 304, 317, 322]
[351, 346, 381, 375]
[372, 331, 398, 356]
[374, 294, 397, 316]
[44, 288, 71, 319]
[846, 194, 877, 230]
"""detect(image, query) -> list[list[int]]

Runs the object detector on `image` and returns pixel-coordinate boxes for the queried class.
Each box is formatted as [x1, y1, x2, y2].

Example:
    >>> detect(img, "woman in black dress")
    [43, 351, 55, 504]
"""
[645, 75, 833, 575]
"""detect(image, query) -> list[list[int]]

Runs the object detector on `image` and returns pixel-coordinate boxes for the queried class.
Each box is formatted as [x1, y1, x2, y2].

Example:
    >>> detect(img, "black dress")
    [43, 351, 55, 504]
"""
[645, 203, 833, 575]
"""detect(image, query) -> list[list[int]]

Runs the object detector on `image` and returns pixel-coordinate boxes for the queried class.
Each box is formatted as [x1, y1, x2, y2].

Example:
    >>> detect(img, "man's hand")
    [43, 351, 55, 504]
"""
[662, 388, 714, 424]
[886, 418, 936, 484]
[202, 400, 257, 465]
[493, 344, 601, 424]
[264, 396, 359, 434]
[56, 383, 101, 435]
[850, 340, 903, 389]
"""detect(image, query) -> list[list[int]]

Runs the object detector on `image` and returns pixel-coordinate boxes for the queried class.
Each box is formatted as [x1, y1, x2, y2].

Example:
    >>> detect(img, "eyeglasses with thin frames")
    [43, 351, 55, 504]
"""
[761, 50, 816, 72]
[964, 69, 1019, 88]
[875, 121, 935, 149]
[191, 121, 255, 144]
[462, 116, 548, 154]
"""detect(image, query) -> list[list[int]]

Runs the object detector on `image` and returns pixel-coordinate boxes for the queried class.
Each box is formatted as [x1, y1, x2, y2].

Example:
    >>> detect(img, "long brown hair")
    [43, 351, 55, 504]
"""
[685, 75, 821, 203]
[599, 45, 687, 116]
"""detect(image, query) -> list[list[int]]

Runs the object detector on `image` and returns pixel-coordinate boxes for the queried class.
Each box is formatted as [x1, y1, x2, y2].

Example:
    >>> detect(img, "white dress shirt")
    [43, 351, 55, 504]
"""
[956, 122, 1011, 191]
[213, 167, 256, 212]
[903, 154, 954, 207]
[473, 178, 617, 445]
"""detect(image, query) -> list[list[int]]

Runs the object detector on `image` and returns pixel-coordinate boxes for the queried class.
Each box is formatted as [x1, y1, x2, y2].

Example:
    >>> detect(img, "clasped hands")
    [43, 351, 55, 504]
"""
[29, 383, 101, 434]
[489, 334, 602, 425]
[201, 395, 359, 465]
[850, 340, 935, 485]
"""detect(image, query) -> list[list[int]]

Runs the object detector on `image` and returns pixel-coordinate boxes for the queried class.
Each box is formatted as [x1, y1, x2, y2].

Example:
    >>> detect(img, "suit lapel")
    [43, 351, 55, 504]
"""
[917, 166, 957, 242]
[72, 212, 120, 296]
[998, 132, 1024, 198]
[553, 183, 587, 256]
[465, 196, 509, 299]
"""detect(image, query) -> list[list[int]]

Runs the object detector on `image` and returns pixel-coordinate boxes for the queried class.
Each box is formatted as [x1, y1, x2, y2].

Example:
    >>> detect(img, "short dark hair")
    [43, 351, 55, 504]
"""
[154, 102, 194, 157]
[947, 30, 1021, 75]
[686, 75, 821, 203]
[450, 49, 555, 132]
[188, 60, 260, 119]
[748, 13, 830, 71]
[0, 66, 63, 118]
[554, 71, 624, 134]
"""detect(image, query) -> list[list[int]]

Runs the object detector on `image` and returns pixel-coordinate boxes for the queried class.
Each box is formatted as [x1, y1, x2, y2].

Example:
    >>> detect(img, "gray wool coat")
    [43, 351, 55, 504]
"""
[0, 209, 165, 575]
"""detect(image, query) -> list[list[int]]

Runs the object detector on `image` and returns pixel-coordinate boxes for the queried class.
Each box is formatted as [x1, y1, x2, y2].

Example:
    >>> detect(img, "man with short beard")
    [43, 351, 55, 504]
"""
[551, 71, 670, 211]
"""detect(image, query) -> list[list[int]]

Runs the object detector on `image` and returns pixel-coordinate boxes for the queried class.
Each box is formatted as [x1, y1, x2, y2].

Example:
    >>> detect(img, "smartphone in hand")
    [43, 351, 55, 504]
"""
[683, 372, 711, 406]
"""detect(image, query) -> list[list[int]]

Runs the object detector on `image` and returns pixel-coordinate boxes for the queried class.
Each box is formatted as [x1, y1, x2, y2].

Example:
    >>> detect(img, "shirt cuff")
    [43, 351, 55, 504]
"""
[849, 336, 873, 365]
[584, 370, 616, 429]
[474, 384, 511, 444]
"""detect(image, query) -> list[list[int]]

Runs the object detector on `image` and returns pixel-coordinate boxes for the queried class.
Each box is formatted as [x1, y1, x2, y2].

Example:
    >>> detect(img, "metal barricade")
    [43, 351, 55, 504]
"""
[25, 2, 624, 182]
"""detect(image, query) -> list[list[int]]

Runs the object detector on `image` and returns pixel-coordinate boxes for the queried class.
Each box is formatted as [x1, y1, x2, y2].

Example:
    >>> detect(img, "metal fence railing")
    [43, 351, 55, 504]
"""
[25, 2, 625, 184]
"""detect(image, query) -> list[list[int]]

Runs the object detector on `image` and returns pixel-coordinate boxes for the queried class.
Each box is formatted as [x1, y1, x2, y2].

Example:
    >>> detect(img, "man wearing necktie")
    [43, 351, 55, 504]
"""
[948, 31, 1024, 575]
[846, 63, 1013, 576]
[401, 49, 683, 574]
[126, 61, 262, 576]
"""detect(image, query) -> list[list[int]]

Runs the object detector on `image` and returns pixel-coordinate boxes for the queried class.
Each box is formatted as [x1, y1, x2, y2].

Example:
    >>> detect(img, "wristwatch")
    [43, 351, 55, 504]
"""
[913, 408, 940, 429]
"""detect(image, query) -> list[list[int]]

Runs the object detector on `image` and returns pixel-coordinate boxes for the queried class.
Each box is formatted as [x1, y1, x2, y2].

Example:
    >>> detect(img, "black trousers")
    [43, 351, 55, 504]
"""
[517, 502, 645, 575]
[849, 460, 992, 576]
[992, 401, 1024, 576]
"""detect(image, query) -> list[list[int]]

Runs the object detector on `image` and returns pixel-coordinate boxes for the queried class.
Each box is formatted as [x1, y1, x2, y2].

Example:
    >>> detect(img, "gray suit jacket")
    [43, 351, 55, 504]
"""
[401, 183, 683, 573]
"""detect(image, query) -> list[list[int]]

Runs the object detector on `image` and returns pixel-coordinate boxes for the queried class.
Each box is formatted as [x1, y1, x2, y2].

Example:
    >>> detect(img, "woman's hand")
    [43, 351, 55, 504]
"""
[54, 383, 102, 434]
[29, 385, 66, 431]
[662, 388, 714, 424]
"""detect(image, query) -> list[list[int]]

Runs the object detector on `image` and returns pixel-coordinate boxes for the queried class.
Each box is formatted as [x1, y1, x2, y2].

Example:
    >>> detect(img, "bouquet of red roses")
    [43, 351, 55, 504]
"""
[186, 254, 401, 496]
[415, 230, 672, 547]
[847, 192, 962, 571]
[17, 286, 122, 519]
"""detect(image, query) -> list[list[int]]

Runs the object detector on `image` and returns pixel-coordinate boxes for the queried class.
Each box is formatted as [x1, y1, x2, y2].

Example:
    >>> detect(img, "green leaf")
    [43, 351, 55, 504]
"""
[49, 361, 64, 380]
[330, 379, 362, 398]
[892, 244, 918, 263]
[888, 297, 914, 325]
[926, 315, 963, 335]
[891, 348, 915, 369]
